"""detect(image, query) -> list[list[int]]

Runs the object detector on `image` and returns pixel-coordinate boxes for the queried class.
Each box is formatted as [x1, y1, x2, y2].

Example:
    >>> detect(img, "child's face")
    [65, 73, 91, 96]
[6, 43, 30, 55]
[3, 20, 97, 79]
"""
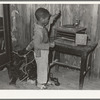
[40, 16, 50, 26]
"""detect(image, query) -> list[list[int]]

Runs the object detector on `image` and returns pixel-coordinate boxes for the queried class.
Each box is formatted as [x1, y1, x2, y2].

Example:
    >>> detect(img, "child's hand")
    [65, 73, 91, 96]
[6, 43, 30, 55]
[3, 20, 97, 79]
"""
[55, 9, 61, 15]
[49, 10, 61, 24]
[18, 48, 29, 55]
[49, 42, 55, 48]
[53, 10, 61, 20]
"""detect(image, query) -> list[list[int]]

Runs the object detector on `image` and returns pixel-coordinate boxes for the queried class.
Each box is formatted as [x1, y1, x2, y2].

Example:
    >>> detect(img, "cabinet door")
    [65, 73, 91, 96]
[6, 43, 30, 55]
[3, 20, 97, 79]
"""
[0, 4, 12, 67]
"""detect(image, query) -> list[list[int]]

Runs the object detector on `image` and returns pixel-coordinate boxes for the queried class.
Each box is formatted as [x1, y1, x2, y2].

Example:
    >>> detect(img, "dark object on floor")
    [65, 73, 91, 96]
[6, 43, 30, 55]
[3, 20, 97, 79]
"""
[8, 49, 37, 85]
[49, 73, 60, 86]
[18, 48, 29, 55]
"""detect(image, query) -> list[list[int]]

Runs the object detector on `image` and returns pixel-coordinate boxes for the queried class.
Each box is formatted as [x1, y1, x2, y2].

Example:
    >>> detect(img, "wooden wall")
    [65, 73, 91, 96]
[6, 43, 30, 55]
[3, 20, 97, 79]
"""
[0, 5, 3, 17]
[10, 4, 95, 46]
[93, 4, 100, 78]
[10, 4, 31, 50]
[10, 4, 100, 78]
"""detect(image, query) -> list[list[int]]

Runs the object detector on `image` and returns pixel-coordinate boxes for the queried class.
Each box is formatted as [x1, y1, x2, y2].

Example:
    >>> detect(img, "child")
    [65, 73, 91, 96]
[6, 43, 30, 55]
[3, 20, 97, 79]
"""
[26, 7, 60, 89]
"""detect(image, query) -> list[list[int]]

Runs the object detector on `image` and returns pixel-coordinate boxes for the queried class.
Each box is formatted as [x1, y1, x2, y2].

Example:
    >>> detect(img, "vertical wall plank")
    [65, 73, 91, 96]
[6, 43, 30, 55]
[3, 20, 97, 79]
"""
[91, 4, 98, 42]
[0, 5, 3, 17]
[93, 4, 100, 78]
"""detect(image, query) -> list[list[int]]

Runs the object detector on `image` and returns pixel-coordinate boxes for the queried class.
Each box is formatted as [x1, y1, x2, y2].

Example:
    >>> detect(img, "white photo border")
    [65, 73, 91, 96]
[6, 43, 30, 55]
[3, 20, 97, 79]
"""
[0, 1, 100, 99]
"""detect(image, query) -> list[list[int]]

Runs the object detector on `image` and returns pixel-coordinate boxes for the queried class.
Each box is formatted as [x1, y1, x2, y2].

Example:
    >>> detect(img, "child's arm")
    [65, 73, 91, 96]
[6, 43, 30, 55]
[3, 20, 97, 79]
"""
[34, 33, 55, 50]
[26, 32, 55, 51]
[26, 35, 50, 51]
[33, 33, 50, 50]
[26, 40, 34, 51]
[47, 10, 61, 31]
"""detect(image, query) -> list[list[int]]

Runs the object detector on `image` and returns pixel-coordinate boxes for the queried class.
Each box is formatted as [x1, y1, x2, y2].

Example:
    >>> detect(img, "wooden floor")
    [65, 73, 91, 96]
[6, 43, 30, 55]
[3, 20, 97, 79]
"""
[0, 67, 100, 90]
[50, 67, 100, 90]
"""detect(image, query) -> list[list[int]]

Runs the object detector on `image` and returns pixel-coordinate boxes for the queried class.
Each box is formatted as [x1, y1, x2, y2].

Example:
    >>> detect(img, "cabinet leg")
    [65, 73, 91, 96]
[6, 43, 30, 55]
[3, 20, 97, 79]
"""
[79, 53, 87, 89]
[79, 72, 84, 89]
[88, 53, 92, 79]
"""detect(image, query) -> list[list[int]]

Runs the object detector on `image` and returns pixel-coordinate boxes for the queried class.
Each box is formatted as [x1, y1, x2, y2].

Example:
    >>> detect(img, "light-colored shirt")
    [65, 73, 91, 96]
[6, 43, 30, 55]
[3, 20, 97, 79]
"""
[33, 23, 49, 50]
[26, 15, 56, 51]
[26, 23, 50, 57]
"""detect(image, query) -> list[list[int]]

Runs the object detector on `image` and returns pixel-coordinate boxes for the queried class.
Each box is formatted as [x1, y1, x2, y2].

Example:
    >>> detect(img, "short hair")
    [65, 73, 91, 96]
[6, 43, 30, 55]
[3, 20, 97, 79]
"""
[35, 7, 51, 21]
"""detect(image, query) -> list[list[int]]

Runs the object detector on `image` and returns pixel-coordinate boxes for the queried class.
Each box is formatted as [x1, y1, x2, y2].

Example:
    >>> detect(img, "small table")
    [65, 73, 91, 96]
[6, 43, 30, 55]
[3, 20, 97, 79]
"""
[50, 38, 97, 89]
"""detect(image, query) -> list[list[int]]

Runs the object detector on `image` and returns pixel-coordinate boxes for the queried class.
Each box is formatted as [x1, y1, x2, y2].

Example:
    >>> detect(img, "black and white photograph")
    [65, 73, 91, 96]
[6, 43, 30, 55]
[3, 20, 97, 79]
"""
[1, 2, 100, 95]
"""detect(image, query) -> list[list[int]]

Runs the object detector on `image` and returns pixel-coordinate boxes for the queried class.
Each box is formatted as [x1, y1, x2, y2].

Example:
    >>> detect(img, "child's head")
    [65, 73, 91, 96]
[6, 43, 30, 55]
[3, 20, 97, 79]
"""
[35, 7, 51, 26]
